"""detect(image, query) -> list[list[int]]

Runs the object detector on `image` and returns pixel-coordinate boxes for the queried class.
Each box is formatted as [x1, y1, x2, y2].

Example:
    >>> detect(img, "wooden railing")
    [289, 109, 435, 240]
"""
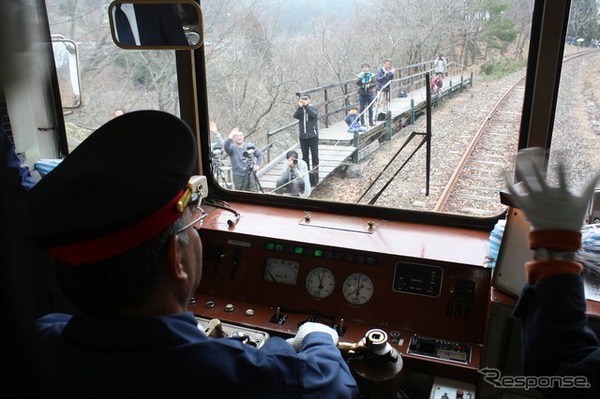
[217, 61, 473, 189]
[263, 59, 471, 164]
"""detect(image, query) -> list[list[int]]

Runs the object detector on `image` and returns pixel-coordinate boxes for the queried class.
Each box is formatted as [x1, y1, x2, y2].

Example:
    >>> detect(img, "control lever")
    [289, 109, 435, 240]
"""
[333, 317, 347, 336]
[338, 329, 396, 362]
[204, 318, 226, 338]
[269, 306, 287, 325]
[338, 329, 404, 397]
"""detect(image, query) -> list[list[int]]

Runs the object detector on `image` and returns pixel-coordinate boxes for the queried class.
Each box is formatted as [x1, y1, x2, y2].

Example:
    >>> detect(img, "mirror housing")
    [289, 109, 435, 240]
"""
[52, 36, 81, 109]
[108, 0, 202, 49]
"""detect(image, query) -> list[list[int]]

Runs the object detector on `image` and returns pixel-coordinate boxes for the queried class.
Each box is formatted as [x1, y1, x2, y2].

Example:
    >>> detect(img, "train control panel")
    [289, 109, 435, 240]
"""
[191, 202, 492, 391]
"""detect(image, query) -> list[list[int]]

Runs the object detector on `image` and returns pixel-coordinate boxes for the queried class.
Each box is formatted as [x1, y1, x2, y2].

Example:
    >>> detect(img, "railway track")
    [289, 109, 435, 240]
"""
[433, 50, 597, 216]
[432, 77, 525, 215]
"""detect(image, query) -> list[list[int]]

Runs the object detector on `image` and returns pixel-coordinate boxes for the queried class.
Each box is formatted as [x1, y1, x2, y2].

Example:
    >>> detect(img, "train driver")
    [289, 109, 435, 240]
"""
[20, 111, 359, 398]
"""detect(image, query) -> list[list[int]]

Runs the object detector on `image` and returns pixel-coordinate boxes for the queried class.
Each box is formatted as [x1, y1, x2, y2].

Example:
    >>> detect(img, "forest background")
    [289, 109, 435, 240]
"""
[47, 0, 600, 154]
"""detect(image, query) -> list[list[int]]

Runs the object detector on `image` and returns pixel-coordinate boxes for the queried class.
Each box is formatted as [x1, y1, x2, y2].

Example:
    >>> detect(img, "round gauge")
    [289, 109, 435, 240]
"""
[305, 267, 336, 299]
[342, 273, 374, 305]
[263, 258, 299, 285]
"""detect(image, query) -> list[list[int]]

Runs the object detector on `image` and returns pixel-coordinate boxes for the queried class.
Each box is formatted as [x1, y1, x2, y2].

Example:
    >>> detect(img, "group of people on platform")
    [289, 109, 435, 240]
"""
[211, 55, 449, 197]
[430, 55, 446, 93]
[352, 56, 447, 130]
[354, 60, 396, 128]
[209, 93, 318, 197]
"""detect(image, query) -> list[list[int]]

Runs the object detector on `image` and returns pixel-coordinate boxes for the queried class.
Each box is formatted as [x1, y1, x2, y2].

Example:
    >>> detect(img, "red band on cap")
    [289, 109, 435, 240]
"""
[50, 190, 185, 266]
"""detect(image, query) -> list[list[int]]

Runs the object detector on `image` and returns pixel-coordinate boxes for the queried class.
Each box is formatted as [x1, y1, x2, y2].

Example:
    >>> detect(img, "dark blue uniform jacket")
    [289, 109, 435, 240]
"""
[515, 274, 600, 398]
[35, 311, 358, 398]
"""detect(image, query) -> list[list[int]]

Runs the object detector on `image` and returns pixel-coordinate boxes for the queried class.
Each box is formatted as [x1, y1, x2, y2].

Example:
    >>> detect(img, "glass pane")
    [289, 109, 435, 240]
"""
[549, 0, 600, 210]
[46, 1, 180, 150]
[204, 0, 532, 218]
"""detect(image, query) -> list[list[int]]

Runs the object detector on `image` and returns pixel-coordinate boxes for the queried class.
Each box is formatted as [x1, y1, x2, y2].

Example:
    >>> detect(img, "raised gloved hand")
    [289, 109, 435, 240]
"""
[286, 322, 339, 352]
[505, 147, 600, 232]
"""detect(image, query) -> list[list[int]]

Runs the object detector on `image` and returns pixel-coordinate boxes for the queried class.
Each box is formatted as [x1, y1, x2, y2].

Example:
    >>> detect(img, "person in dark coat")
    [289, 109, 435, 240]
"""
[376, 60, 395, 113]
[355, 64, 376, 127]
[293, 94, 319, 185]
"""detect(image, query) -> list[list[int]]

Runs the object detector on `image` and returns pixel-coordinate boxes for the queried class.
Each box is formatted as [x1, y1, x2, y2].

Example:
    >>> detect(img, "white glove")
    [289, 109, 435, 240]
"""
[505, 148, 600, 232]
[286, 322, 339, 351]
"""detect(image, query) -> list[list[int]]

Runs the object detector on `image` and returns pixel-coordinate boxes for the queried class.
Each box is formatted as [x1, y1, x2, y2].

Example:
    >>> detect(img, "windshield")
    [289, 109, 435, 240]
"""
[202, 0, 533, 218]
[47, 0, 598, 220]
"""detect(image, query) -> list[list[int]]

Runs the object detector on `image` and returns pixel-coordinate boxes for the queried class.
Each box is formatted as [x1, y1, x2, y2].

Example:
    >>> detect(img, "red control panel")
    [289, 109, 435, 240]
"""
[190, 203, 492, 382]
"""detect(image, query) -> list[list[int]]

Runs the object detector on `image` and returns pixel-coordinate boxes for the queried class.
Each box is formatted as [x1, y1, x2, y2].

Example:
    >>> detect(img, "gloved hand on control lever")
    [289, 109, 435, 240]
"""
[505, 147, 600, 232]
[286, 322, 339, 352]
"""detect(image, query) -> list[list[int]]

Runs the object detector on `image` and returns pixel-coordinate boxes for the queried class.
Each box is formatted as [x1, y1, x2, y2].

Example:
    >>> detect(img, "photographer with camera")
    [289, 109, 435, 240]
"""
[223, 128, 263, 192]
[294, 94, 319, 186]
[275, 150, 312, 197]
[376, 60, 395, 115]
[355, 63, 376, 127]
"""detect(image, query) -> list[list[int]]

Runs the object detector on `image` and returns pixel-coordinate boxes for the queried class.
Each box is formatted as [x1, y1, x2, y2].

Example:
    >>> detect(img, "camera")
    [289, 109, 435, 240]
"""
[292, 159, 298, 166]
[243, 146, 255, 158]
[211, 144, 223, 157]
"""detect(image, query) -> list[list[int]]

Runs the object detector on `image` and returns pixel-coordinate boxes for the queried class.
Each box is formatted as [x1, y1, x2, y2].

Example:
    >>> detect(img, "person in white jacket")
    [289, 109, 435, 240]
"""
[434, 55, 446, 76]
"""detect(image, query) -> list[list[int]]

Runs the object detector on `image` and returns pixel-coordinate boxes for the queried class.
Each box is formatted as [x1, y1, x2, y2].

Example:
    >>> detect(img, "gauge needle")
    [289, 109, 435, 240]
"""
[267, 270, 277, 282]
[318, 271, 324, 289]
[349, 283, 363, 296]
[353, 275, 363, 295]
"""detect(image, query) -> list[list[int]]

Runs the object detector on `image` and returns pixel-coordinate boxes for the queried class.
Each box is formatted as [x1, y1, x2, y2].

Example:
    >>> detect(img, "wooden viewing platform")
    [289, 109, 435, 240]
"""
[257, 144, 357, 193]
[255, 73, 469, 194]
[216, 72, 472, 195]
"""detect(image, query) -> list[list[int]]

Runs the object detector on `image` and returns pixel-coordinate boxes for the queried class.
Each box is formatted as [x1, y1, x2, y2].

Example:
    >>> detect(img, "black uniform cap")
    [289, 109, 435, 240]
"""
[21, 110, 197, 265]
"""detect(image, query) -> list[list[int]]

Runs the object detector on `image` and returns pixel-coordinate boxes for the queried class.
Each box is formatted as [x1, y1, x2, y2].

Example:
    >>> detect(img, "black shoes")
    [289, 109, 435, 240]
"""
[369, 121, 375, 127]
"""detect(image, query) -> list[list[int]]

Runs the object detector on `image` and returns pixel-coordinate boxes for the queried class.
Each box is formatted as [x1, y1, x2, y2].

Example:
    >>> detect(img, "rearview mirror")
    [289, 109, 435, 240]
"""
[108, 0, 202, 49]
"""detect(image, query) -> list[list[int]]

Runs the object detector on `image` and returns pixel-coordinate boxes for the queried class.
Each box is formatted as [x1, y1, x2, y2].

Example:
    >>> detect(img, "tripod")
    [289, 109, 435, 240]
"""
[374, 81, 391, 118]
[240, 157, 263, 192]
[211, 151, 230, 189]
[210, 145, 233, 188]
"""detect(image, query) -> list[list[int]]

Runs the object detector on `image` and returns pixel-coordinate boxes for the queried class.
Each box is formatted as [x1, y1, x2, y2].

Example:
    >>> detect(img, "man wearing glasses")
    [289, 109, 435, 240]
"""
[21, 111, 358, 398]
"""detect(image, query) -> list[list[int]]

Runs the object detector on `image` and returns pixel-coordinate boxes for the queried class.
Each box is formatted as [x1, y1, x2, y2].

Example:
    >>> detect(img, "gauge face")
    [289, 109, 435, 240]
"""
[305, 267, 336, 299]
[263, 258, 299, 285]
[342, 273, 374, 305]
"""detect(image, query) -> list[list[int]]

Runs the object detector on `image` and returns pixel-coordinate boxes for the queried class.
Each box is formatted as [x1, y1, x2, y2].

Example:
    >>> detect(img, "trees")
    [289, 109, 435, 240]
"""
[478, 0, 519, 57]
[567, 0, 600, 44]
[46, 1, 534, 151]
